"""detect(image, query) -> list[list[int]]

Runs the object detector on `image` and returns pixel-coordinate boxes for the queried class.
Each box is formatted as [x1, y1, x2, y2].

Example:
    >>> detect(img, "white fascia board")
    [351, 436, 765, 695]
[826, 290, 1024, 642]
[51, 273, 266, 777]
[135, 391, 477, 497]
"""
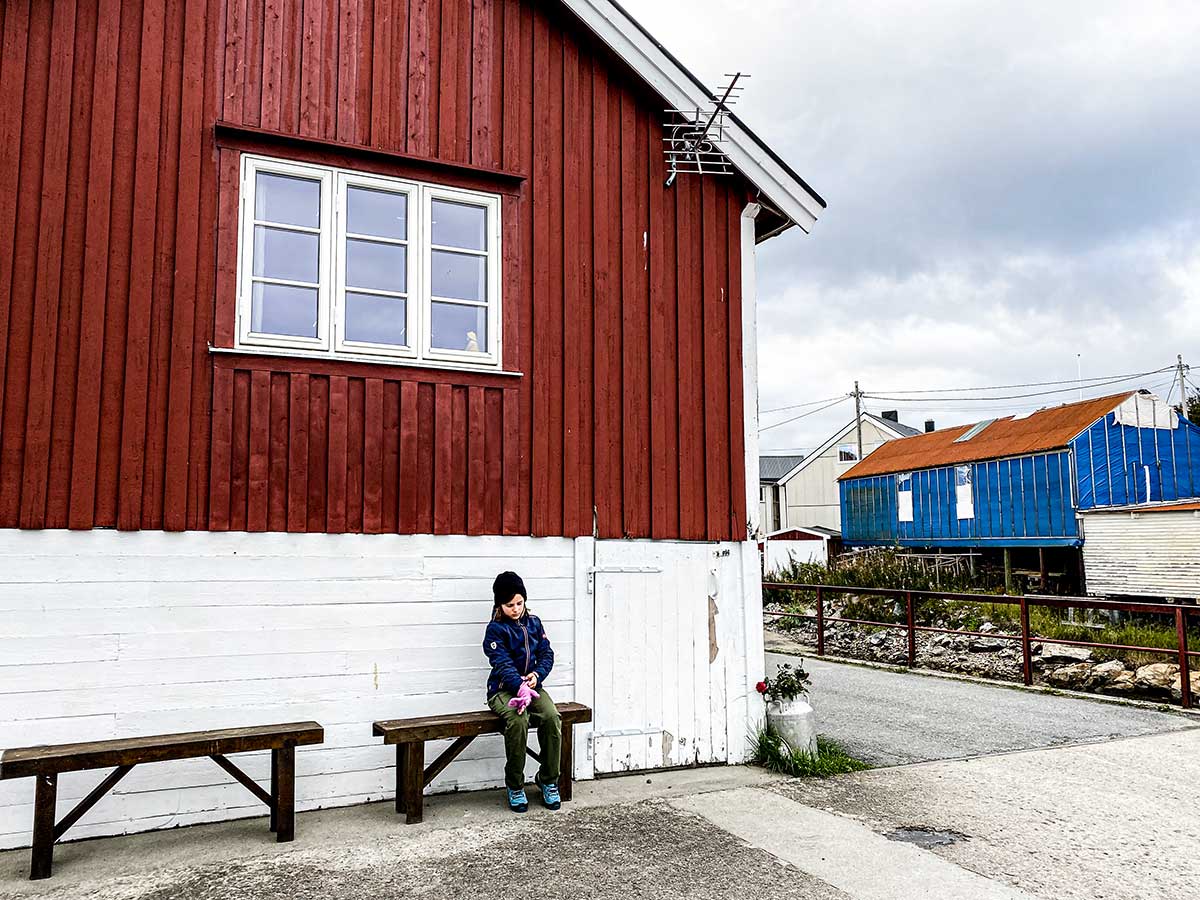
[560, 0, 824, 233]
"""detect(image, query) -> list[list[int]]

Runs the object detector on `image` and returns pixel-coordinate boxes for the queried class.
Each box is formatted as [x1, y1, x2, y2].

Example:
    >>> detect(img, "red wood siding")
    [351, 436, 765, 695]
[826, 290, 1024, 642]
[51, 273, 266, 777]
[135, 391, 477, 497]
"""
[0, 0, 751, 541]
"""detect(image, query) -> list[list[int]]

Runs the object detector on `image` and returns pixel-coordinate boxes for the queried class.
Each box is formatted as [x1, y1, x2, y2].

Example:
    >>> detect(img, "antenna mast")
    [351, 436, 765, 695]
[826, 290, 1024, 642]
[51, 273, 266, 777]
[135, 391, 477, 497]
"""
[663, 73, 748, 188]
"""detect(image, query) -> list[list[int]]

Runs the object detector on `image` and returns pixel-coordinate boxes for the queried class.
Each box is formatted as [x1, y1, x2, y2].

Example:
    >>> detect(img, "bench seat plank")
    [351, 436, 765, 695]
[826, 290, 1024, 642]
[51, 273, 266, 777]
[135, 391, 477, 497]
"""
[373, 702, 591, 743]
[0, 722, 324, 779]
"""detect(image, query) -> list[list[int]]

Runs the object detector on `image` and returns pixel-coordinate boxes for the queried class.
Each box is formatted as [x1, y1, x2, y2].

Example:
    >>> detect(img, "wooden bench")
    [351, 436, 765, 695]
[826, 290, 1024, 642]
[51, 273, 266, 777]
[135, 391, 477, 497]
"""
[373, 702, 592, 824]
[0, 722, 324, 880]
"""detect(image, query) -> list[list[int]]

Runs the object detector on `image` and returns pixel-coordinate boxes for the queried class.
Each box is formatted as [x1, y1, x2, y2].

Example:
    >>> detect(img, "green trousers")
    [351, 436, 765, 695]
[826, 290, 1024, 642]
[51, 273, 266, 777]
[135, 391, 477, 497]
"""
[488, 687, 562, 790]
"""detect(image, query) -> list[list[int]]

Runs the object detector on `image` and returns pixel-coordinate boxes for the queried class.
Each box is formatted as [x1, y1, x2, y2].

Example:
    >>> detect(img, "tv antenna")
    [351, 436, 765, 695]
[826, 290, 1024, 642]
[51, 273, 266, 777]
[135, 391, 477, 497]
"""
[663, 72, 748, 188]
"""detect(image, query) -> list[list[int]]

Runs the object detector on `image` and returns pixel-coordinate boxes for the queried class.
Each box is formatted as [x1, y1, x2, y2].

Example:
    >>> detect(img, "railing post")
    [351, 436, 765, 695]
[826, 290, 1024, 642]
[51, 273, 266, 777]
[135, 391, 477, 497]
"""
[1019, 596, 1033, 686]
[1177, 607, 1192, 710]
[815, 586, 825, 657]
[905, 591, 915, 667]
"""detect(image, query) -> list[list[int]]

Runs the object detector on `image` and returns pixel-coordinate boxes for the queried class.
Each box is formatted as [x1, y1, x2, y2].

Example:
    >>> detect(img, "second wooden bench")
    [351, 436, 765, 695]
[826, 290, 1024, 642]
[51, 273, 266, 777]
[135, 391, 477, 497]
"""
[373, 702, 592, 824]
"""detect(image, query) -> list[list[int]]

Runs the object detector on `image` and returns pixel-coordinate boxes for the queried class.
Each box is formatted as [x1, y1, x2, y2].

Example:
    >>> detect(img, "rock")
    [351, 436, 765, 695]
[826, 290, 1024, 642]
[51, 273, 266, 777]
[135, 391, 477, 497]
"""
[1035, 642, 1093, 664]
[868, 632, 887, 647]
[1104, 671, 1136, 693]
[969, 638, 1005, 652]
[979, 622, 997, 634]
[1170, 671, 1200, 701]
[1134, 663, 1180, 693]
[1089, 659, 1127, 682]
[1046, 662, 1093, 687]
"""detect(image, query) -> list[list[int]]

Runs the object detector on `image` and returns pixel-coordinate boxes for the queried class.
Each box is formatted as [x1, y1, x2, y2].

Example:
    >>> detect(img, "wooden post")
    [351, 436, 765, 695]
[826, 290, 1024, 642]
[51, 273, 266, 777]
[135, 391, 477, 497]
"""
[403, 742, 424, 825]
[1003, 548, 1013, 594]
[905, 591, 916, 666]
[559, 724, 574, 802]
[1038, 548, 1049, 592]
[395, 744, 407, 814]
[31, 772, 57, 880]
[815, 586, 825, 656]
[1178, 608, 1193, 710]
[1019, 597, 1033, 686]
[273, 746, 295, 843]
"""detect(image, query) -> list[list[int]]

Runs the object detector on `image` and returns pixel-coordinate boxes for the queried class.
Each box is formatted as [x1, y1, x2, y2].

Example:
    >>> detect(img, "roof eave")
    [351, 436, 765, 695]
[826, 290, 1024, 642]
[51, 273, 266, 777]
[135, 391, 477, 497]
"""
[560, 0, 825, 233]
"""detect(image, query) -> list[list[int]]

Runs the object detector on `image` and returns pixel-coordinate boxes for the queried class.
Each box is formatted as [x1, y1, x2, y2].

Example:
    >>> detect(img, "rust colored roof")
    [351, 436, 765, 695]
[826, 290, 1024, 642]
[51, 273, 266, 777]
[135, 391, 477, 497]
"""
[1140, 501, 1200, 513]
[839, 392, 1135, 480]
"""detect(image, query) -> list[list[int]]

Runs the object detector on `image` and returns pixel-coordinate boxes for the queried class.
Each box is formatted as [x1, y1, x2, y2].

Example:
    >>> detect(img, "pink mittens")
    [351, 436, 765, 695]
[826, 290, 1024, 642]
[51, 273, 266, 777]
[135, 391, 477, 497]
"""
[508, 681, 539, 714]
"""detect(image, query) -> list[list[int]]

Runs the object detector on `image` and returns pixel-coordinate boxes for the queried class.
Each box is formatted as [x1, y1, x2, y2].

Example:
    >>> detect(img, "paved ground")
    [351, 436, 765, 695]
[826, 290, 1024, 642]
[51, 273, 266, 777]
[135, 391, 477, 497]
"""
[4, 654, 1198, 899]
[773, 728, 1200, 900]
[766, 640, 1196, 765]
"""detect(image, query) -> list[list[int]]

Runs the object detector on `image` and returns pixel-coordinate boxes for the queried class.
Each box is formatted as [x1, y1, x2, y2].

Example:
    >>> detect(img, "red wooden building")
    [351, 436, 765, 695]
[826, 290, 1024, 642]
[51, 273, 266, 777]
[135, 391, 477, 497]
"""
[0, 0, 823, 847]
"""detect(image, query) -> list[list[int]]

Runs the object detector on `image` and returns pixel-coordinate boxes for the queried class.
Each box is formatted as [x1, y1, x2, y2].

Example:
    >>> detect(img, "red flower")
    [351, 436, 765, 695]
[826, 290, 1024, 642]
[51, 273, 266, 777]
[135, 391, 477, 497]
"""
[755, 681, 768, 694]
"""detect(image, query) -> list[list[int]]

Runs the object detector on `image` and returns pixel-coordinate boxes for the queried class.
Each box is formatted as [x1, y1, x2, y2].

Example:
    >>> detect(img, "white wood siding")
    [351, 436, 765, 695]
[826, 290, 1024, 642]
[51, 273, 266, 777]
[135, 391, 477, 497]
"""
[0, 531, 767, 849]
[783, 419, 897, 530]
[0, 530, 577, 850]
[1081, 510, 1200, 600]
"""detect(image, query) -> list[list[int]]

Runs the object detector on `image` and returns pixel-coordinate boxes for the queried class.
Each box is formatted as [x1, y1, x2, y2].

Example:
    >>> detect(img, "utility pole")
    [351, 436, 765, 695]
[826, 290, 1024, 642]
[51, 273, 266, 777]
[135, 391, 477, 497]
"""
[853, 380, 863, 459]
[1177, 354, 1191, 419]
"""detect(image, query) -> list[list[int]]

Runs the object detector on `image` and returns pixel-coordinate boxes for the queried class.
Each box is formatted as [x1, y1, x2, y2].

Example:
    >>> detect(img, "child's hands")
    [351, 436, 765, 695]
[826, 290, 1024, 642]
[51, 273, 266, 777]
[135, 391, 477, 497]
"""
[508, 681, 539, 714]
[523, 672, 539, 689]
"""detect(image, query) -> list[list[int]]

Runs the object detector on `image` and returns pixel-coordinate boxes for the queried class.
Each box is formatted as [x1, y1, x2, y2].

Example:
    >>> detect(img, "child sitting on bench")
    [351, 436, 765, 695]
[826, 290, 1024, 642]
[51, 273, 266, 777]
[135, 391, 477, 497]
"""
[483, 571, 562, 813]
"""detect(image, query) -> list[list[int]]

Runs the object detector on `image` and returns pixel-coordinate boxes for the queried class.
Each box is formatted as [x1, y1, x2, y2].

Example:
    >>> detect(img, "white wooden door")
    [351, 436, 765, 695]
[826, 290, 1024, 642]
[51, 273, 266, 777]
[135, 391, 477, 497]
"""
[591, 541, 728, 773]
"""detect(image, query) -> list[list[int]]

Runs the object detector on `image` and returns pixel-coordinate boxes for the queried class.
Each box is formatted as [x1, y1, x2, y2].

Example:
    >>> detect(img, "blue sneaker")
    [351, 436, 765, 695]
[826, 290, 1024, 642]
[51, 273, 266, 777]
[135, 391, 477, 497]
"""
[536, 776, 561, 810]
[506, 787, 528, 813]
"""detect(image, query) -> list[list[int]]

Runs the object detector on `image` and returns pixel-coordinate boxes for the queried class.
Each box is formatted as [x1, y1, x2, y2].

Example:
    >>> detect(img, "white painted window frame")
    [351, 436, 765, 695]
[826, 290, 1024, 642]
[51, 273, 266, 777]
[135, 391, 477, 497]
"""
[237, 156, 334, 352]
[421, 184, 503, 367]
[236, 154, 503, 370]
[333, 170, 419, 360]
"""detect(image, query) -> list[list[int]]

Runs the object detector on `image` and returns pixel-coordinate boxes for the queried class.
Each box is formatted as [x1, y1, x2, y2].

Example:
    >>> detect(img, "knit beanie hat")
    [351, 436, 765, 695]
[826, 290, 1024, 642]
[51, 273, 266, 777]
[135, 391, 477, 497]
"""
[492, 571, 527, 608]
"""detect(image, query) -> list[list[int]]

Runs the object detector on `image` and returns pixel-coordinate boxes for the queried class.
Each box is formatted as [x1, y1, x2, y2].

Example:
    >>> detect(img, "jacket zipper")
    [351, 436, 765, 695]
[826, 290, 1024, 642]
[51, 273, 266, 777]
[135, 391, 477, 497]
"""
[521, 620, 531, 673]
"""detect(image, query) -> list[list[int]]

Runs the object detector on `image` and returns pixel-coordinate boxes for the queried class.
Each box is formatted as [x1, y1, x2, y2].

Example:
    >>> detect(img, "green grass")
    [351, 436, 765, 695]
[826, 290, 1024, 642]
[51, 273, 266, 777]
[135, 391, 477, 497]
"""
[749, 726, 871, 778]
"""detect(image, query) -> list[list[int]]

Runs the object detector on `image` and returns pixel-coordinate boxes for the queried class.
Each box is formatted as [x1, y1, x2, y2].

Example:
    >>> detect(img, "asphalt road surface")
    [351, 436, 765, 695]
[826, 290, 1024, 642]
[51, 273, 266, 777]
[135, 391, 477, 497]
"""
[767, 648, 1196, 765]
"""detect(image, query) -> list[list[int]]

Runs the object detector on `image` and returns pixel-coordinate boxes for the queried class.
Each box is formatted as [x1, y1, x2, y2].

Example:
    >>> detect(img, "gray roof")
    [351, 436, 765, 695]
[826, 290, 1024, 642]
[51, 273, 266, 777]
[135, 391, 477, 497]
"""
[759, 455, 806, 483]
[865, 412, 921, 437]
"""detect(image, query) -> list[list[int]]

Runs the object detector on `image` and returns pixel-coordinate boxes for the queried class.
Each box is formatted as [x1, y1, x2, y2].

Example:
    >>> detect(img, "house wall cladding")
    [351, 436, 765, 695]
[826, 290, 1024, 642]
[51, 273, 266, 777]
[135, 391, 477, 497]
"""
[840, 450, 1079, 546]
[0, 0, 750, 542]
[1072, 413, 1200, 509]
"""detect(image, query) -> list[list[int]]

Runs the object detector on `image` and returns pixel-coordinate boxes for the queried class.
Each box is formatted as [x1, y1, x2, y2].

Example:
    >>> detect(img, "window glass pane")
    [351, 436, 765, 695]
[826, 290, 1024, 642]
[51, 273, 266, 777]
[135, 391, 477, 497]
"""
[431, 199, 486, 250]
[431, 301, 487, 352]
[344, 292, 407, 346]
[251, 283, 318, 338]
[347, 186, 407, 239]
[253, 226, 319, 283]
[346, 239, 407, 293]
[254, 172, 320, 228]
[431, 249, 486, 302]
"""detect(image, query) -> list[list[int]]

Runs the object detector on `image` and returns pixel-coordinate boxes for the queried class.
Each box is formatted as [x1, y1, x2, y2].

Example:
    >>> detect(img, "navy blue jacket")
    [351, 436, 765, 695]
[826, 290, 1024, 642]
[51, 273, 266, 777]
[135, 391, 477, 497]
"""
[483, 613, 554, 698]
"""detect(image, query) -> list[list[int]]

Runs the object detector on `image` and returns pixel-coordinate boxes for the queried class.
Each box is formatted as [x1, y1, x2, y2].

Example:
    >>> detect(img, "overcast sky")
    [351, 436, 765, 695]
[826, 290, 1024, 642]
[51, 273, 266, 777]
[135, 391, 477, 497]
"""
[619, 0, 1200, 453]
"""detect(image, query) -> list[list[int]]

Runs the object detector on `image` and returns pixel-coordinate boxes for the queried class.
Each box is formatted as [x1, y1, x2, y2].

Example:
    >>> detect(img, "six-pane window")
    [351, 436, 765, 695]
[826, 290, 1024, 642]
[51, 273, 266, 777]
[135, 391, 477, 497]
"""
[237, 155, 501, 367]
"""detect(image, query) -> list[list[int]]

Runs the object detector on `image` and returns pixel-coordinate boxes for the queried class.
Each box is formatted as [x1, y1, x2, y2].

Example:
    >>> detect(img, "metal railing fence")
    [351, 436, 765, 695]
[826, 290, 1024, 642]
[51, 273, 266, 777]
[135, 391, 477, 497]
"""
[762, 583, 1197, 709]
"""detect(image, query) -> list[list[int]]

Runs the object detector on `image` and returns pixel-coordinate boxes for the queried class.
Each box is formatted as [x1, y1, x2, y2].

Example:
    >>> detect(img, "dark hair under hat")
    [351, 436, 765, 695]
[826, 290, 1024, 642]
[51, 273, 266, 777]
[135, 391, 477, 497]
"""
[492, 571, 527, 608]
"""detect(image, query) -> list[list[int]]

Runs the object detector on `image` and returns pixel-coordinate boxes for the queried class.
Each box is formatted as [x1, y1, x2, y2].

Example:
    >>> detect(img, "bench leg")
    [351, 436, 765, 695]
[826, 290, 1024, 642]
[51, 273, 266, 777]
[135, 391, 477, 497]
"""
[559, 725, 574, 802]
[31, 772, 57, 880]
[273, 746, 295, 843]
[269, 750, 279, 832]
[402, 742, 424, 825]
[395, 745, 406, 814]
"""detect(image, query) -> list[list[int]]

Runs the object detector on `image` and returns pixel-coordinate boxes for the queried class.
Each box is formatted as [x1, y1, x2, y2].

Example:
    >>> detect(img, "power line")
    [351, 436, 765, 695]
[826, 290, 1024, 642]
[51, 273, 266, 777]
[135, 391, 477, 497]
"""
[760, 393, 848, 415]
[863, 367, 1172, 403]
[862, 377, 1178, 416]
[867, 365, 1173, 396]
[758, 395, 850, 433]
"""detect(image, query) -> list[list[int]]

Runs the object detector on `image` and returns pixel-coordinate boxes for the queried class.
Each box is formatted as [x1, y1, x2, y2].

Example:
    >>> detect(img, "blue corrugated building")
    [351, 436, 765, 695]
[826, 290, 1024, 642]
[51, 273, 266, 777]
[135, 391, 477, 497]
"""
[838, 391, 1200, 552]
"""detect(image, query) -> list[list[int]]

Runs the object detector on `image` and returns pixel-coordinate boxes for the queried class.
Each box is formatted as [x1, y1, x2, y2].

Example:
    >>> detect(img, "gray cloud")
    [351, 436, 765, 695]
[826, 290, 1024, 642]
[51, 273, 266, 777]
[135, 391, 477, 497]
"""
[619, 0, 1200, 449]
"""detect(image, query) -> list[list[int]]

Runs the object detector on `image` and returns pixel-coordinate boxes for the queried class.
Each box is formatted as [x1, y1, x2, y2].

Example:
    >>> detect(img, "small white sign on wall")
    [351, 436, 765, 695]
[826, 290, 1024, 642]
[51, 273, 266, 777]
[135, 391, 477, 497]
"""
[897, 473, 914, 523]
[955, 466, 974, 520]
